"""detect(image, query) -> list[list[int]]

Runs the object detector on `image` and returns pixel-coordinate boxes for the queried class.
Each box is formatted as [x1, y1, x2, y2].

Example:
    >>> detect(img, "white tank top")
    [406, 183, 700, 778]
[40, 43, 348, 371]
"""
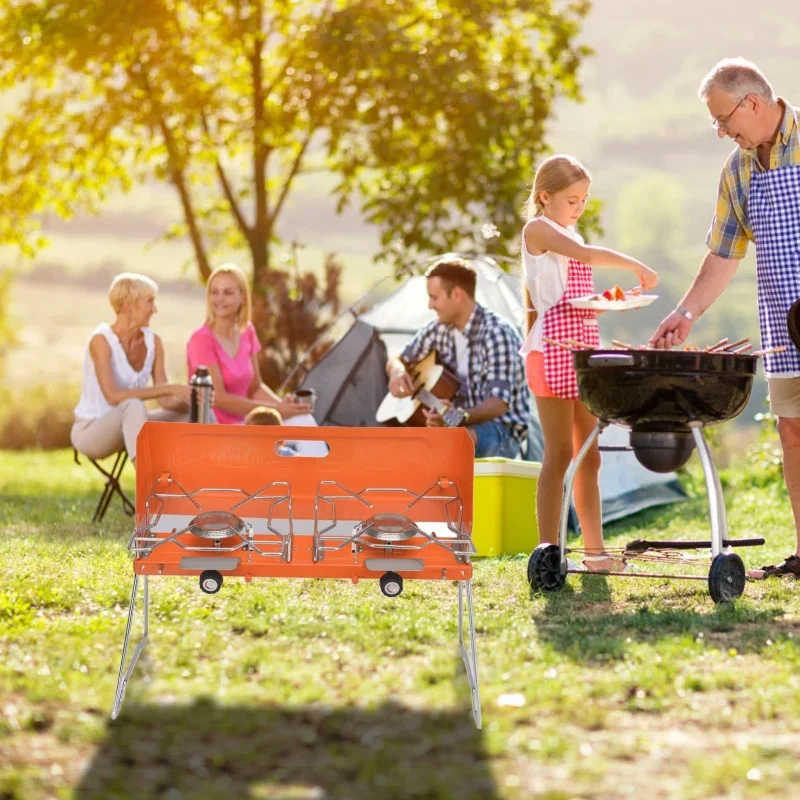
[74, 323, 156, 420]
[519, 216, 584, 355]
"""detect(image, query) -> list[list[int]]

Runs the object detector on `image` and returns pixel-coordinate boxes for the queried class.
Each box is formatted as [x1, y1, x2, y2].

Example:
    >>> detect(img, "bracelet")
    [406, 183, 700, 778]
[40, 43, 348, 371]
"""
[676, 306, 694, 322]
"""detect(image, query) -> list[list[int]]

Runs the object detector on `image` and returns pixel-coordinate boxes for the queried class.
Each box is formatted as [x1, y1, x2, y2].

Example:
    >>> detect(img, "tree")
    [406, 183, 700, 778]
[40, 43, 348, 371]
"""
[0, 0, 592, 349]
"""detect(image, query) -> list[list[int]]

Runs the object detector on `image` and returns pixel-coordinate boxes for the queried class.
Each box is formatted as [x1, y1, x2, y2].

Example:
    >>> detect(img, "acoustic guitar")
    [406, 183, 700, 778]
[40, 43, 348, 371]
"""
[376, 350, 468, 427]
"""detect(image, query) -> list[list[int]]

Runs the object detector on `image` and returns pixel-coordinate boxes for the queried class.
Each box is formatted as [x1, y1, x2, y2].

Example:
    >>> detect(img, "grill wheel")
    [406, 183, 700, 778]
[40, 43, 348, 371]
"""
[527, 544, 566, 593]
[708, 553, 746, 604]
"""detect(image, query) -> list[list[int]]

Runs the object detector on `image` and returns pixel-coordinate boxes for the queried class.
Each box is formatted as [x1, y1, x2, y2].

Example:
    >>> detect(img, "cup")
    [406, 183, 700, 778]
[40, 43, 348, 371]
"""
[294, 388, 316, 412]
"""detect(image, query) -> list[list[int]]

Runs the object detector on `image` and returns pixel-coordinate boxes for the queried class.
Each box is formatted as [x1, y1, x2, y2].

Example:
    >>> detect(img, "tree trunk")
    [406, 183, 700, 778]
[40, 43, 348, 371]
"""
[250, 230, 271, 341]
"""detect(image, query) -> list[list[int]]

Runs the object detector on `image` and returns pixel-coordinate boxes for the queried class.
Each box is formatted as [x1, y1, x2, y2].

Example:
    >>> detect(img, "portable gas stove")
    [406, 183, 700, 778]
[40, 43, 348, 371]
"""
[527, 348, 765, 603]
[111, 423, 481, 727]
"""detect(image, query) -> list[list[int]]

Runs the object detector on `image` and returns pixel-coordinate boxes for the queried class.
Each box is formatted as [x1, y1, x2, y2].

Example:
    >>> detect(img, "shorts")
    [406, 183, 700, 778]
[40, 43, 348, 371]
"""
[472, 420, 521, 459]
[767, 376, 800, 417]
[524, 351, 556, 398]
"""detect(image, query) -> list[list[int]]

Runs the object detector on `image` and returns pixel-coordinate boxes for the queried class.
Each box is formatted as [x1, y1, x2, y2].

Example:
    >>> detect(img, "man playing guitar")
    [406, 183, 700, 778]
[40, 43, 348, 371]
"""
[385, 257, 531, 458]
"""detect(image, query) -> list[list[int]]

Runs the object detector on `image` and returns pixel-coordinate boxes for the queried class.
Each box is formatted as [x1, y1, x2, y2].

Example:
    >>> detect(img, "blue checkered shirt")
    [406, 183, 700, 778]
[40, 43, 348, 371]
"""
[400, 303, 530, 444]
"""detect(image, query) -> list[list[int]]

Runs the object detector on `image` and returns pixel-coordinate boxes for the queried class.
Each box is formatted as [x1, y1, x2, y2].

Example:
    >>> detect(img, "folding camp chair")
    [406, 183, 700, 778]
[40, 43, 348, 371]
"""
[73, 448, 135, 522]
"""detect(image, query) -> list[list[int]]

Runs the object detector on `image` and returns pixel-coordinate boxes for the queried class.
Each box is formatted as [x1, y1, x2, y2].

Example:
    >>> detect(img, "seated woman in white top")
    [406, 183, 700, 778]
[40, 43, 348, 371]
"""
[71, 273, 191, 465]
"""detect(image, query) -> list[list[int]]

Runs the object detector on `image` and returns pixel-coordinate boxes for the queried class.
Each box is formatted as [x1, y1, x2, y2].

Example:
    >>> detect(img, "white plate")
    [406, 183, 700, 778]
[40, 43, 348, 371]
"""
[568, 294, 658, 311]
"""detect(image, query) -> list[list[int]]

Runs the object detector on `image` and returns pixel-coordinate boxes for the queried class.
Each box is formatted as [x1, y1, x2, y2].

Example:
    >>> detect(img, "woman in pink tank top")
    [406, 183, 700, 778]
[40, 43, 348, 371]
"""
[186, 264, 311, 424]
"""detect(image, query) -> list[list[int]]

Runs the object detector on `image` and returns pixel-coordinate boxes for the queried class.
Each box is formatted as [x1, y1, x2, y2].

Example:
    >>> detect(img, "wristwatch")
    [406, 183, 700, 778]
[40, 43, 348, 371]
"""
[461, 411, 471, 427]
[676, 306, 694, 322]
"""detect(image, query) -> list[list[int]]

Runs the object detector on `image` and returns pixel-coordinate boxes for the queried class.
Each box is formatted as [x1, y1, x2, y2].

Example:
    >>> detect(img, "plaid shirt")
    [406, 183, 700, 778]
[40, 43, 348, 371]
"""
[400, 303, 530, 444]
[707, 99, 800, 260]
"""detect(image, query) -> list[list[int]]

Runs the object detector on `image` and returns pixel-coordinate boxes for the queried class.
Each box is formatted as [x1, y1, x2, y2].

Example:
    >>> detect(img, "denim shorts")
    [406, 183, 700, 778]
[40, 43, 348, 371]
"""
[472, 419, 520, 459]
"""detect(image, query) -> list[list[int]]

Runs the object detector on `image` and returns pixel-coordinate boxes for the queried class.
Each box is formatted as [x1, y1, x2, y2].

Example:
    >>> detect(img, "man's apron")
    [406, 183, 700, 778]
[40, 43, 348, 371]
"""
[751, 163, 800, 376]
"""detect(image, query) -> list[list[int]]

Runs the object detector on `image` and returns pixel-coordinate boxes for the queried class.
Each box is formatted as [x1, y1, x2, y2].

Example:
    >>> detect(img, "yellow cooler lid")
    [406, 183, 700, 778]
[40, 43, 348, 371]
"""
[474, 458, 541, 478]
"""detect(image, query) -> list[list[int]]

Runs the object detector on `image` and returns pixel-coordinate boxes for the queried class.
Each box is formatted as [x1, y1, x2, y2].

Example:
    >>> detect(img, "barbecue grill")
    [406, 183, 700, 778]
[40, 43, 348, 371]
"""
[528, 348, 765, 603]
[111, 423, 482, 728]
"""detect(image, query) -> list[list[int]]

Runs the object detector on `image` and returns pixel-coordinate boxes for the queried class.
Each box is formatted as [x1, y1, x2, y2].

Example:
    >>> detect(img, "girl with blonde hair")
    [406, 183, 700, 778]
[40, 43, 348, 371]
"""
[71, 273, 190, 465]
[186, 263, 311, 424]
[521, 155, 658, 571]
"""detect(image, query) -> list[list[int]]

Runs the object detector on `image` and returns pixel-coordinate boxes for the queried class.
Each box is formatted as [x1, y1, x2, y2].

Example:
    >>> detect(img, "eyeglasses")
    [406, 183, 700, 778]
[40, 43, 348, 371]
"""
[711, 96, 746, 131]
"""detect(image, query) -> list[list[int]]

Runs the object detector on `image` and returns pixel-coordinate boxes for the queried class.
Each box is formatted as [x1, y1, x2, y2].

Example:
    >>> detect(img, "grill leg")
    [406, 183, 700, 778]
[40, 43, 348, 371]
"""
[690, 423, 728, 557]
[111, 574, 149, 720]
[559, 421, 608, 568]
[458, 579, 481, 729]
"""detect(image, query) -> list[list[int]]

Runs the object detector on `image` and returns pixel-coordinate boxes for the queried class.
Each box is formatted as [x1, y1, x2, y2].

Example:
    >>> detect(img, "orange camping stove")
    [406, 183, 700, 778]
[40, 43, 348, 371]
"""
[111, 422, 481, 727]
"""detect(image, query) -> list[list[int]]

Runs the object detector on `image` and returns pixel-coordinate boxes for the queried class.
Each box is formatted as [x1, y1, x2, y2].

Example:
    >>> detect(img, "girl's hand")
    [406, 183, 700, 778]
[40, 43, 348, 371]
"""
[633, 264, 658, 291]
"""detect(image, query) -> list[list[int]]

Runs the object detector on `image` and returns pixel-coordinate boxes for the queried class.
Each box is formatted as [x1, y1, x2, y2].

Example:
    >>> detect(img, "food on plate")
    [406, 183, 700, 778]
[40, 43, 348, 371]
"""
[591, 285, 628, 302]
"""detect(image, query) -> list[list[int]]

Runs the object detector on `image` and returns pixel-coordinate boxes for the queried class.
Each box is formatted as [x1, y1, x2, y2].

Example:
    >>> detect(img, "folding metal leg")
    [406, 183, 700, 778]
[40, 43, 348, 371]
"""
[458, 579, 481, 729]
[93, 451, 135, 523]
[690, 423, 728, 557]
[111, 575, 149, 720]
[558, 420, 608, 568]
[73, 448, 135, 523]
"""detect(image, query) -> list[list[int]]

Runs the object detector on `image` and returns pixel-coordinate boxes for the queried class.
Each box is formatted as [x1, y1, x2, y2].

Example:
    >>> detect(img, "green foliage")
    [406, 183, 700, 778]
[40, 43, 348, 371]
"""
[747, 410, 784, 485]
[0, 0, 593, 279]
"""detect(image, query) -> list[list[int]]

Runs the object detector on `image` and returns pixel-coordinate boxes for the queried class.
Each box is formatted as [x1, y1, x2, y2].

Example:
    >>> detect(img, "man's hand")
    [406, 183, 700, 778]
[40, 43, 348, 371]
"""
[649, 311, 693, 349]
[422, 407, 446, 427]
[388, 370, 415, 398]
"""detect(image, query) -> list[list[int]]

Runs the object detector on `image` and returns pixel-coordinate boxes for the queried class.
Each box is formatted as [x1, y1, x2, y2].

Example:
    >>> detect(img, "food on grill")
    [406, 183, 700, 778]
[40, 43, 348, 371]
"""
[546, 335, 787, 358]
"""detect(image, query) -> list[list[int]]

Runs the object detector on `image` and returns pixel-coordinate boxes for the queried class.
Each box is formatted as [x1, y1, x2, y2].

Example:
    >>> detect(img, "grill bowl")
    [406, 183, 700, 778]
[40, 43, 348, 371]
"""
[574, 350, 756, 430]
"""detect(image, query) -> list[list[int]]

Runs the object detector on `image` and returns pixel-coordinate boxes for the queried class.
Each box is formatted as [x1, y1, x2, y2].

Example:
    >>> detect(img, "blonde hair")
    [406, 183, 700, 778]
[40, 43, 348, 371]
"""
[108, 273, 158, 314]
[205, 263, 251, 329]
[244, 406, 283, 426]
[524, 154, 591, 220]
[698, 58, 776, 104]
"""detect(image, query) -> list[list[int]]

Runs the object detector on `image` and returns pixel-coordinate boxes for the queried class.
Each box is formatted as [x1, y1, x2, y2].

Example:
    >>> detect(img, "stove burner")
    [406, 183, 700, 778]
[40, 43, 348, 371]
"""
[187, 511, 247, 540]
[356, 513, 418, 542]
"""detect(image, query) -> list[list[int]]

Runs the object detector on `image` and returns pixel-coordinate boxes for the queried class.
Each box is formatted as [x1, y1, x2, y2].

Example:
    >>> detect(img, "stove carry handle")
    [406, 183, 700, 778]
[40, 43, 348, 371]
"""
[587, 353, 635, 367]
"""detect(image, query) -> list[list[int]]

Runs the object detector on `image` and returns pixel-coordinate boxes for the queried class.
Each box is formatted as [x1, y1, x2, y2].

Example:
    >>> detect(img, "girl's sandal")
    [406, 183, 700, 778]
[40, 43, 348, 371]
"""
[747, 554, 800, 581]
[582, 554, 631, 574]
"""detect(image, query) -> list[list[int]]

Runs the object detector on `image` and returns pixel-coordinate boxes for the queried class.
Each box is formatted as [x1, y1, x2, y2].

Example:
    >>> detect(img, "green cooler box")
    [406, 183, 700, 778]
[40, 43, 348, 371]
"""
[472, 458, 540, 556]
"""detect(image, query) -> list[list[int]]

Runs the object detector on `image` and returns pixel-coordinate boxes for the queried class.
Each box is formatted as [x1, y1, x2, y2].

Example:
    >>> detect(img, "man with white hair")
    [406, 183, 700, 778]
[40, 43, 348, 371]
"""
[650, 58, 800, 579]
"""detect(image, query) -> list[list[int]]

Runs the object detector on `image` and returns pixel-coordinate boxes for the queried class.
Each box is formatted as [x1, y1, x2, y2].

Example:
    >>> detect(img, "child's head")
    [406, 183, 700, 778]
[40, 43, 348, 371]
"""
[526, 155, 591, 226]
[244, 406, 283, 426]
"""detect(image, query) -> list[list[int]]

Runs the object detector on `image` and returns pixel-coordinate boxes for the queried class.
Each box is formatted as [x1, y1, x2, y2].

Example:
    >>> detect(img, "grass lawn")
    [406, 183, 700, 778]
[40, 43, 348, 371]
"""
[2, 449, 800, 799]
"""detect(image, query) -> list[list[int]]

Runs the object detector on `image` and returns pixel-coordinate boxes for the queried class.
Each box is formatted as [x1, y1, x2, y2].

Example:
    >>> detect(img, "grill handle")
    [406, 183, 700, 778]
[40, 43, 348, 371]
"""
[587, 354, 636, 367]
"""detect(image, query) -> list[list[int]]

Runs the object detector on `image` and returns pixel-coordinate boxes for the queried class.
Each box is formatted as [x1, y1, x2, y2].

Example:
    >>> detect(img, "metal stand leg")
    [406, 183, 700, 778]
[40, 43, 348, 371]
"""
[458, 580, 481, 729]
[111, 575, 149, 720]
[558, 421, 608, 569]
[690, 423, 728, 557]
